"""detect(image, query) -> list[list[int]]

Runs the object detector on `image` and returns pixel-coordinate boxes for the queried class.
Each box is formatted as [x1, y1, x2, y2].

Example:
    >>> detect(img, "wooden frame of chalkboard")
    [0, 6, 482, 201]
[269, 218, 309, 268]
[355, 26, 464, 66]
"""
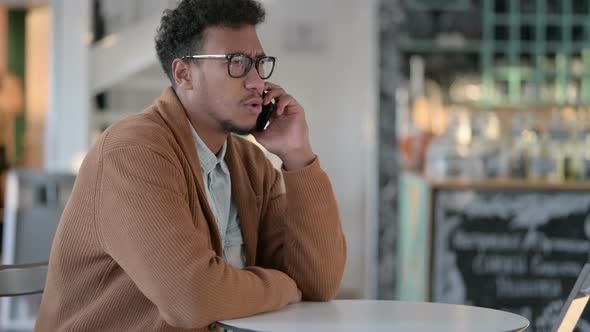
[397, 172, 590, 332]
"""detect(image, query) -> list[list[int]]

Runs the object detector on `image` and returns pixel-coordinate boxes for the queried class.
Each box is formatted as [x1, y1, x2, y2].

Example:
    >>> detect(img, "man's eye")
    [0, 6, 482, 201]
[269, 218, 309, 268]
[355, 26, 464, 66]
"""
[231, 57, 248, 66]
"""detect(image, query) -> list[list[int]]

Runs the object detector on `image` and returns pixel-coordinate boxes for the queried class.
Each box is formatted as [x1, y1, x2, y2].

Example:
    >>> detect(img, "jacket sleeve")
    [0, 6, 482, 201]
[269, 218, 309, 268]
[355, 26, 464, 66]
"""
[96, 145, 298, 329]
[256, 157, 347, 301]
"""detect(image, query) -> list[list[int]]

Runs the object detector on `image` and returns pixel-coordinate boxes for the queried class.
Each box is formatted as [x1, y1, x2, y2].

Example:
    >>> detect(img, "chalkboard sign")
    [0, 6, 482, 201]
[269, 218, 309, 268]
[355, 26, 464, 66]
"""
[432, 190, 590, 332]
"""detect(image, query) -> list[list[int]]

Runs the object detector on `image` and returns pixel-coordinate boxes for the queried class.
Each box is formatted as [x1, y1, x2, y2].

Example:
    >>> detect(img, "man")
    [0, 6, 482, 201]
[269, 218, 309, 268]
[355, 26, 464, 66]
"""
[35, 0, 346, 331]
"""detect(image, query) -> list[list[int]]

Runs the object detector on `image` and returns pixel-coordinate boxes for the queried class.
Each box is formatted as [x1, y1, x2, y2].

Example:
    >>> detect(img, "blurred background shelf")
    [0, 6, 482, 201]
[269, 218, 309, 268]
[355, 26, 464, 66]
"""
[399, 0, 590, 108]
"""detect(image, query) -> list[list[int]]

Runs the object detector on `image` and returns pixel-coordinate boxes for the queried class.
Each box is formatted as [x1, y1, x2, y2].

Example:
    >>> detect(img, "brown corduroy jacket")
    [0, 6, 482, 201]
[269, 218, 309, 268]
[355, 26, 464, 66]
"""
[35, 87, 346, 331]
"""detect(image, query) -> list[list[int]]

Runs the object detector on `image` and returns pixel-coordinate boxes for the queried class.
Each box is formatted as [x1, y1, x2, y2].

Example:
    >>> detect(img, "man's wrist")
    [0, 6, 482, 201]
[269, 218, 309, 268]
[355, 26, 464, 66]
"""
[280, 148, 315, 171]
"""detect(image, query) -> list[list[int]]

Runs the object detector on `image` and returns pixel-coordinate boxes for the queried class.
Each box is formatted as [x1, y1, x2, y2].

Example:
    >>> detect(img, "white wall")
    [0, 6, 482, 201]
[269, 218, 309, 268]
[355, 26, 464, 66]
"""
[258, 0, 378, 298]
[47, 0, 90, 172]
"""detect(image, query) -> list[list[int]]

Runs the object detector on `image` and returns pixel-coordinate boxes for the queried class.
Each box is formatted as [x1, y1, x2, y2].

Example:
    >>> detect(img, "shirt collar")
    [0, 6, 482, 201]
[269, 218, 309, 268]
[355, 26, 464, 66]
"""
[189, 121, 227, 175]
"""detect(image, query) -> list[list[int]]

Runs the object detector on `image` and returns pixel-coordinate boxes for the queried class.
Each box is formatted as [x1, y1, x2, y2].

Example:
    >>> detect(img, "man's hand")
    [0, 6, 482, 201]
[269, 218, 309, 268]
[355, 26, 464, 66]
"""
[251, 82, 315, 171]
[289, 288, 303, 305]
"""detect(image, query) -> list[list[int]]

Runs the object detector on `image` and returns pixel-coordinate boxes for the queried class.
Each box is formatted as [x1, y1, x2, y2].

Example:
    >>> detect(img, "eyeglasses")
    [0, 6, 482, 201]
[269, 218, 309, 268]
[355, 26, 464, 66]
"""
[181, 53, 277, 80]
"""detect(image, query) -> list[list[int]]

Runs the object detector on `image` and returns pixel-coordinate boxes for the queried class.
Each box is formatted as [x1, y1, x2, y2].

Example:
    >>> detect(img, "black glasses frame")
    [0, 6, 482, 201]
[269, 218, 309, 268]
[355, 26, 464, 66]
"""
[181, 53, 277, 79]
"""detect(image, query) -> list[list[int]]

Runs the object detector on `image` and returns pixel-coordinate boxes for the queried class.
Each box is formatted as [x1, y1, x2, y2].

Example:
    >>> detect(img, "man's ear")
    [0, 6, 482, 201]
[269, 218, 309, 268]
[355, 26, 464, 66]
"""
[172, 59, 194, 90]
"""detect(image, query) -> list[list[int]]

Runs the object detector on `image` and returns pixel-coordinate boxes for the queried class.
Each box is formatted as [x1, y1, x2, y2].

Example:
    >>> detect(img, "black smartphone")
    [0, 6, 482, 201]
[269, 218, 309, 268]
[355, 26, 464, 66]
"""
[256, 91, 275, 132]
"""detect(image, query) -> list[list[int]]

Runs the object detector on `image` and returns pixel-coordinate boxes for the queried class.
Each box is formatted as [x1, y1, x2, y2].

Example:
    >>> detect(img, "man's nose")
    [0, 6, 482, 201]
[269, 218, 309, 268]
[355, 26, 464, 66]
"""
[244, 69, 265, 94]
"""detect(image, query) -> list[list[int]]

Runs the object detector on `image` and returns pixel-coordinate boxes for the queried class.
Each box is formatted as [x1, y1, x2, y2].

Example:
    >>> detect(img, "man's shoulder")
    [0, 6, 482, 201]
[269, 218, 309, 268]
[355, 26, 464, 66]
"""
[98, 106, 175, 156]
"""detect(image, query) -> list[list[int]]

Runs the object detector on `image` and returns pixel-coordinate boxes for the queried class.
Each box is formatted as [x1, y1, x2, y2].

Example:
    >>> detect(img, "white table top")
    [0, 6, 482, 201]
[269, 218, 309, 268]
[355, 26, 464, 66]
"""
[218, 300, 530, 332]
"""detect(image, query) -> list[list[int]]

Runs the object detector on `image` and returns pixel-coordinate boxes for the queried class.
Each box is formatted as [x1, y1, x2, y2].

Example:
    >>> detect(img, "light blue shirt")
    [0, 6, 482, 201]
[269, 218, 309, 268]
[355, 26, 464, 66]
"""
[190, 123, 246, 268]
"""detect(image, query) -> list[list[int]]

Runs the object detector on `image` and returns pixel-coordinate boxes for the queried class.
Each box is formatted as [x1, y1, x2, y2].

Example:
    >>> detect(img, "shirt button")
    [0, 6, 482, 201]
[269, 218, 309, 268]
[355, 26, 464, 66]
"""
[208, 322, 217, 331]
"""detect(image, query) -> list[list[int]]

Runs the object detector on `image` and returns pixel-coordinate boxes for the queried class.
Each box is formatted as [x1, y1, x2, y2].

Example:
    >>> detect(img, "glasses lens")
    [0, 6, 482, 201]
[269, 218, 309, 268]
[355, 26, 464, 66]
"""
[258, 57, 275, 79]
[228, 55, 252, 78]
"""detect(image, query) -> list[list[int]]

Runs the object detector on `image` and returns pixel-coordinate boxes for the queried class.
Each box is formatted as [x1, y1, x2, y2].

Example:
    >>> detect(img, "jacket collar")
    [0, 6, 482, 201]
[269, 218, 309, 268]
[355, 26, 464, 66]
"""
[189, 122, 228, 176]
[226, 138, 259, 266]
[154, 87, 259, 265]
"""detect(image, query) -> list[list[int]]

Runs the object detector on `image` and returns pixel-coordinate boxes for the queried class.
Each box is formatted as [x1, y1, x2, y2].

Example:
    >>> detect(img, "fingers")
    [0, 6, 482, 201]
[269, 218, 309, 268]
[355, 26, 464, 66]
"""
[264, 81, 282, 92]
[263, 82, 285, 105]
[275, 94, 297, 116]
[263, 82, 300, 116]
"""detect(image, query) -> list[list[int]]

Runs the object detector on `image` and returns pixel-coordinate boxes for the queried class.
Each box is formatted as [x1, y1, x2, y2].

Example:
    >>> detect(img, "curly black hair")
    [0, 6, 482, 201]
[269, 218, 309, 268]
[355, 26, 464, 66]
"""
[155, 0, 266, 86]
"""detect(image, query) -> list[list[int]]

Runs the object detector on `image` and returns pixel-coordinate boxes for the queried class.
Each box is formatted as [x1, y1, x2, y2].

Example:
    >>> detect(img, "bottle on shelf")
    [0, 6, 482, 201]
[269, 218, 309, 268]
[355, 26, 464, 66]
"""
[579, 107, 590, 179]
[425, 106, 484, 180]
[471, 109, 506, 178]
[563, 106, 584, 180]
[509, 110, 536, 179]
[527, 108, 568, 181]
[527, 128, 556, 181]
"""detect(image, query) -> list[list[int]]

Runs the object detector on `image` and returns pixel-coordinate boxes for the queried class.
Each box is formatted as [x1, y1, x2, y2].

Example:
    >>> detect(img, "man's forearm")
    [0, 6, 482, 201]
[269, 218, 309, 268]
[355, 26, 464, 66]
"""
[100, 147, 300, 328]
[280, 159, 347, 300]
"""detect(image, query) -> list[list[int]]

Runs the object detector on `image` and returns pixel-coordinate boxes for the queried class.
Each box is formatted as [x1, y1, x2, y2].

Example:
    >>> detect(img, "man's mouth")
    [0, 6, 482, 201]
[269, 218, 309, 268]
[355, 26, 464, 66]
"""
[244, 103, 262, 114]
